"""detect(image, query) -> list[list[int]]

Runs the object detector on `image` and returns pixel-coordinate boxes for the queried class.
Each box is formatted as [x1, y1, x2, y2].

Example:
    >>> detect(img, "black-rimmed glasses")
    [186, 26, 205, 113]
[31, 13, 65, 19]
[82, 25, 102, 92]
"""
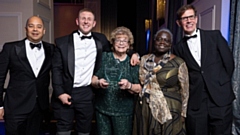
[180, 15, 196, 22]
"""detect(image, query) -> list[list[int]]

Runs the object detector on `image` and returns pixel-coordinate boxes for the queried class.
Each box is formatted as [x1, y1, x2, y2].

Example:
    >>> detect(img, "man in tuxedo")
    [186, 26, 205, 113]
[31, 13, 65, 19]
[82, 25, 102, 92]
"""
[173, 4, 235, 135]
[0, 16, 54, 135]
[51, 8, 139, 135]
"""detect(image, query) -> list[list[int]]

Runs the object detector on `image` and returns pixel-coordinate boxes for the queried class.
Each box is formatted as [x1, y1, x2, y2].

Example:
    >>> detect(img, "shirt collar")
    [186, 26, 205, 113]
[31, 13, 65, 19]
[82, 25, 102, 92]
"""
[185, 28, 198, 37]
[26, 39, 42, 45]
[77, 30, 92, 37]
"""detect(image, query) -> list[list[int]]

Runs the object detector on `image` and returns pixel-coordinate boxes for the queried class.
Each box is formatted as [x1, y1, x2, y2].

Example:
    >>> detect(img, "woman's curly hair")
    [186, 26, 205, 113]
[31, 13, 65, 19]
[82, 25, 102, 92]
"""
[110, 26, 134, 51]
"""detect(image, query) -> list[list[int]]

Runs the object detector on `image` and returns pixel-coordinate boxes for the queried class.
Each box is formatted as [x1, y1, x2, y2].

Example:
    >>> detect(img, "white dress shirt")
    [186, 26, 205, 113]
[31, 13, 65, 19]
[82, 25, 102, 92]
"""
[186, 29, 201, 66]
[25, 39, 45, 77]
[73, 31, 97, 87]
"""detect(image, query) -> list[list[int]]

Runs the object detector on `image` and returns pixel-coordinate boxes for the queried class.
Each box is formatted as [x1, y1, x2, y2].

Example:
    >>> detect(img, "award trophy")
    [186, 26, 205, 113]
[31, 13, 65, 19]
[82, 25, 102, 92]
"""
[104, 59, 123, 87]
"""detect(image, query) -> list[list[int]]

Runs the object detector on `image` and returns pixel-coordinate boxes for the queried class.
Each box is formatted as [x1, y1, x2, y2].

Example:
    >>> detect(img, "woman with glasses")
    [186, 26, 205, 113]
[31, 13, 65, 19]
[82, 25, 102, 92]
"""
[91, 26, 141, 135]
[132, 28, 189, 135]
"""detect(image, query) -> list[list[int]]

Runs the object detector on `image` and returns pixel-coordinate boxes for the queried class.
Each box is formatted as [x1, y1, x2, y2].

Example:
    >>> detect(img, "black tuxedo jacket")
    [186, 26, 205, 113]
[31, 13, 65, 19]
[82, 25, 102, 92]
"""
[173, 29, 235, 110]
[0, 39, 54, 115]
[51, 30, 110, 107]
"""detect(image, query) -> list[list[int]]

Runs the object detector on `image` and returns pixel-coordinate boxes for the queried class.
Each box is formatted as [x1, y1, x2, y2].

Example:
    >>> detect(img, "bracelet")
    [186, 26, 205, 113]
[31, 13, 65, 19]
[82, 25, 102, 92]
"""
[128, 83, 132, 90]
[136, 53, 140, 59]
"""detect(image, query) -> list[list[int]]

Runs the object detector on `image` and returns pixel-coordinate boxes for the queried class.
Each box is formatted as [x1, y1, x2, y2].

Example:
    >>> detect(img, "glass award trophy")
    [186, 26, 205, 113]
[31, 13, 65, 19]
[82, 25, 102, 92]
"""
[104, 59, 123, 87]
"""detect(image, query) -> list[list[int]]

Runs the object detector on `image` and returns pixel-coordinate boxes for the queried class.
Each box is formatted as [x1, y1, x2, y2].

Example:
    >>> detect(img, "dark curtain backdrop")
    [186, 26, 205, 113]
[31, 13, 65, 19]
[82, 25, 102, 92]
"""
[101, 0, 147, 55]
[136, 0, 150, 56]
[101, 0, 117, 40]
[230, 0, 240, 134]
[166, 0, 184, 46]
[149, 0, 158, 53]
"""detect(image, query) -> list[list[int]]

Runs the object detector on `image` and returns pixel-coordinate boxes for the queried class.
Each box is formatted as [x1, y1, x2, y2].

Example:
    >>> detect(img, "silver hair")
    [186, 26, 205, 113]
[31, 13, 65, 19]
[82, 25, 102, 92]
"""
[154, 28, 173, 43]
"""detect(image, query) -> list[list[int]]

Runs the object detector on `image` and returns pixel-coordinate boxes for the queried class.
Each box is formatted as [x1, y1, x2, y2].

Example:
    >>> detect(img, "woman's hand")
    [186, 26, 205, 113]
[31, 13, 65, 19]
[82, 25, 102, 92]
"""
[119, 79, 142, 94]
[91, 75, 109, 89]
[91, 75, 100, 88]
[118, 79, 131, 90]
[98, 78, 109, 89]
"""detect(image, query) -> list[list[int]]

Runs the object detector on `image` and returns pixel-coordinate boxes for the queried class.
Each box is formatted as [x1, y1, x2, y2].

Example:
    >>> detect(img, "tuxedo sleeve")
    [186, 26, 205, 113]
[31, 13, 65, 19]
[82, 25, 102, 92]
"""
[172, 42, 181, 57]
[216, 30, 234, 77]
[0, 44, 10, 106]
[51, 41, 65, 98]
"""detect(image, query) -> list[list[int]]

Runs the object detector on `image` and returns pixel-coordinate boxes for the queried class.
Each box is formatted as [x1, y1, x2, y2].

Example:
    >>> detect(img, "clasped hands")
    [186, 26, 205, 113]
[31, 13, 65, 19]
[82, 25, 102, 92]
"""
[98, 78, 131, 90]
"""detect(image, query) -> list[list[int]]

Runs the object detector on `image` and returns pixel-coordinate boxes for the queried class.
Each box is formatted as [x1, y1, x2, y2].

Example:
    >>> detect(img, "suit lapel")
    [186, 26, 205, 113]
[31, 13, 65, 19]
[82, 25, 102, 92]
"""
[181, 40, 200, 68]
[68, 33, 75, 78]
[15, 40, 35, 76]
[92, 33, 103, 73]
[38, 42, 51, 76]
[199, 30, 207, 67]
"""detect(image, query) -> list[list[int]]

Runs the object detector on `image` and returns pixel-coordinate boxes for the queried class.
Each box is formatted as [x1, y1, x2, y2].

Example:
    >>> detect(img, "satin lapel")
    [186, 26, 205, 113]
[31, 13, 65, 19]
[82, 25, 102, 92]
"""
[38, 42, 51, 76]
[182, 40, 200, 68]
[92, 34, 102, 73]
[200, 30, 207, 67]
[68, 34, 74, 78]
[15, 41, 35, 75]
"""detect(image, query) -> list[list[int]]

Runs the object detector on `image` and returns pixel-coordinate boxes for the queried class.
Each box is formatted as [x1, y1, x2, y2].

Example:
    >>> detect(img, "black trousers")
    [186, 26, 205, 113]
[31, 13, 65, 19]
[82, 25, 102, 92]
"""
[4, 102, 43, 135]
[186, 91, 233, 135]
[55, 86, 94, 133]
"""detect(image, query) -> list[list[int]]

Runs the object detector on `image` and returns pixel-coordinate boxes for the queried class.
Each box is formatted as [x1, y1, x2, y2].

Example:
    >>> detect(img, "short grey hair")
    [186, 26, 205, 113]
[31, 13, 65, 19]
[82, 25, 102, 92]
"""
[154, 28, 173, 43]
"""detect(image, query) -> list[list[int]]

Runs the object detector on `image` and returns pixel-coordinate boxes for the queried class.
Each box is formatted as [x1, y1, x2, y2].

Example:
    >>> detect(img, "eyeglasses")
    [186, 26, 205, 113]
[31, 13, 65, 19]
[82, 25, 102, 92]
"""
[155, 38, 171, 44]
[179, 15, 196, 22]
[115, 40, 129, 44]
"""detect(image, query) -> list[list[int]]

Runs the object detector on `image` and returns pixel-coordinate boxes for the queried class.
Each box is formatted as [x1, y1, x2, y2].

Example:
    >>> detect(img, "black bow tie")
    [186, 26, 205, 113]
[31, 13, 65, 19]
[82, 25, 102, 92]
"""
[184, 34, 197, 41]
[30, 43, 41, 49]
[81, 35, 92, 40]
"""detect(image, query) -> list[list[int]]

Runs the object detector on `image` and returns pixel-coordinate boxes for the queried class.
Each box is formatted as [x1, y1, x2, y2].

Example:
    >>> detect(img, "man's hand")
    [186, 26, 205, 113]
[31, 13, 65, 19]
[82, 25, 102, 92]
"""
[181, 116, 185, 123]
[130, 53, 140, 66]
[0, 108, 4, 120]
[58, 93, 71, 105]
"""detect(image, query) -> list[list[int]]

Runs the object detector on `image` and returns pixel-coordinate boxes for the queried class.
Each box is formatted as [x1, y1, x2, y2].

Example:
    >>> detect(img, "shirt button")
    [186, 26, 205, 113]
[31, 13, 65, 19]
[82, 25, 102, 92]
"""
[201, 71, 204, 74]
